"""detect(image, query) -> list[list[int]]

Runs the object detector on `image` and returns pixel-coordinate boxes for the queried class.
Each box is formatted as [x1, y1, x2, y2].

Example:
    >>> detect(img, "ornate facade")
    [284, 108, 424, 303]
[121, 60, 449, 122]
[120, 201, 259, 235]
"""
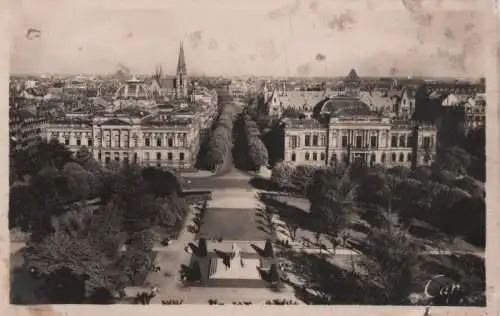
[284, 117, 436, 168]
[282, 70, 437, 168]
[46, 110, 201, 169]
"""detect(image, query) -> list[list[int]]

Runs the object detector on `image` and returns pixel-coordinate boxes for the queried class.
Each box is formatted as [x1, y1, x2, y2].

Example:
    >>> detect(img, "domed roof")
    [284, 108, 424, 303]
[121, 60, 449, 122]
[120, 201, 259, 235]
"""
[114, 75, 152, 100]
[314, 96, 374, 117]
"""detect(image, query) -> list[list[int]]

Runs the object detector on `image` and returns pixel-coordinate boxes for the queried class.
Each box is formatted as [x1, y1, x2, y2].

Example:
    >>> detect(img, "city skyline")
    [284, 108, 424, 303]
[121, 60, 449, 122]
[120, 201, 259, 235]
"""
[10, 0, 488, 78]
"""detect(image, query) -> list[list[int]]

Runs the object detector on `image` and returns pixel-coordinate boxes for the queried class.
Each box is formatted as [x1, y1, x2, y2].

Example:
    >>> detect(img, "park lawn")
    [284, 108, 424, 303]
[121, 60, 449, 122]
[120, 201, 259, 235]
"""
[199, 208, 267, 241]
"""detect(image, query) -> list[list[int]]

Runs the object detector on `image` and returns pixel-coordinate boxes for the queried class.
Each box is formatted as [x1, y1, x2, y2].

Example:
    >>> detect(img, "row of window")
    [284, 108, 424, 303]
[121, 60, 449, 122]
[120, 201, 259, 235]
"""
[144, 152, 185, 161]
[300, 152, 326, 162]
[465, 108, 485, 113]
[290, 134, 433, 150]
[465, 115, 485, 122]
[304, 135, 327, 147]
[57, 137, 187, 148]
[144, 138, 180, 147]
[390, 135, 410, 148]
[62, 138, 92, 147]
[341, 135, 378, 149]
[98, 151, 185, 162]
[289, 151, 430, 164]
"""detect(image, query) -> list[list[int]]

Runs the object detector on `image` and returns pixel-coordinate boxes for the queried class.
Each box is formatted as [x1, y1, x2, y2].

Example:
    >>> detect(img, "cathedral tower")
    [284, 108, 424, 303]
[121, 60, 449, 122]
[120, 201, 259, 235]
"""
[176, 41, 188, 99]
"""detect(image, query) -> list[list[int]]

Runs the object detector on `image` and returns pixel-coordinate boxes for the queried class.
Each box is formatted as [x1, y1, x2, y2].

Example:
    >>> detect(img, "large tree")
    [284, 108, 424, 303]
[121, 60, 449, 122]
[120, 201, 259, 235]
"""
[142, 167, 181, 196]
[203, 103, 240, 171]
[9, 183, 37, 231]
[308, 166, 358, 254]
[435, 146, 472, 176]
[74, 146, 93, 166]
[24, 209, 124, 303]
[27, 167, 75, 239]
[248, 137, 268, 168]
[62, 162, 99, 200]
[270, 161, 294, 189]
[12, 139, 74, 177]
[460, 126, 485, 181]
[291, 165, 319, 195]
[357, 223, 420, 304]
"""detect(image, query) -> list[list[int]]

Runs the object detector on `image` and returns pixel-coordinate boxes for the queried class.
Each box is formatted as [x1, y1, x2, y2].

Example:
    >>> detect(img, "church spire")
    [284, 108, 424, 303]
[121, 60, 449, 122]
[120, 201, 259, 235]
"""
[177, 41, 187, 74]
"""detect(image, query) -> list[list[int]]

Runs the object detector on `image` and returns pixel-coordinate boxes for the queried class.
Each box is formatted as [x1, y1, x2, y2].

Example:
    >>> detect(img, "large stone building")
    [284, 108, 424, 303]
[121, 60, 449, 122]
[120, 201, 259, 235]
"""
[46, 108, 203, 169]
[280, 70, 437, 168]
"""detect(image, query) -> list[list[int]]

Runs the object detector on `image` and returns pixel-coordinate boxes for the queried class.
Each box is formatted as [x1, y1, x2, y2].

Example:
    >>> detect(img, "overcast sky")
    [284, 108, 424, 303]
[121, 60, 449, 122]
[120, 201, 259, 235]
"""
[9, 0, 490, 78]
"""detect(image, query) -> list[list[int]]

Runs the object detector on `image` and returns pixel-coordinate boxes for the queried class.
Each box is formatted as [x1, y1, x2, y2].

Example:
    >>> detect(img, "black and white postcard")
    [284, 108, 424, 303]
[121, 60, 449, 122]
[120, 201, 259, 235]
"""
[3, 0, 499, 316]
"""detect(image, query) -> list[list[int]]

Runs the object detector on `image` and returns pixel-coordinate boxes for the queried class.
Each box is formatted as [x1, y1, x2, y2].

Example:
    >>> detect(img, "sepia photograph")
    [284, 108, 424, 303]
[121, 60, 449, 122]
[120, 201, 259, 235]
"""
[7, 0, 492, 309]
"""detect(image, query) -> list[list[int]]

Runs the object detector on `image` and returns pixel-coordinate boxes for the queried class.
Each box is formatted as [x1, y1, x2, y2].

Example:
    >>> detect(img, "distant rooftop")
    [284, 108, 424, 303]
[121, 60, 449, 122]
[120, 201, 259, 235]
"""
[48, 117, 92, 126]
[345, 69, 360, 82]
[10, 108, 40, 120]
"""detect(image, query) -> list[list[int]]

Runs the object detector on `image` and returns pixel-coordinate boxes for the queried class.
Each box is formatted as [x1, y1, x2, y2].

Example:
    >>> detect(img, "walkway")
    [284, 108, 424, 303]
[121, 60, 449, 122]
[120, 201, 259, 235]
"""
[145, 167, 297, 304]
[145, 204, 199, 303]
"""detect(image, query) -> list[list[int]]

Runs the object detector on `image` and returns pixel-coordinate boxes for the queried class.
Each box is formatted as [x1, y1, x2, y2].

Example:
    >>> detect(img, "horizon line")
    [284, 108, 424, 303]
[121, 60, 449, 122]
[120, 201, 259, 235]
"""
[9, 72, 484, 81]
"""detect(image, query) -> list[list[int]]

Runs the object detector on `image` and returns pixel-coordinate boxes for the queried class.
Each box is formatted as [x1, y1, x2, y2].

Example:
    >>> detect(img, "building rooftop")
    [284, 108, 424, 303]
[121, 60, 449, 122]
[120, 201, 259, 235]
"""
[113, 106, 151, 118]
[391, 118, 435, 130]
[141, 113, 194, 127]
[316, 96, 375, 117]
[279, 91, 327, 110]
[10, 108, 39, 120]
[345, 69, 360, 82]
[284, 118, 325, 129]
[114, 76, 153, 100]
[359, 92, 391, 108]
[48, 117, 92, 126]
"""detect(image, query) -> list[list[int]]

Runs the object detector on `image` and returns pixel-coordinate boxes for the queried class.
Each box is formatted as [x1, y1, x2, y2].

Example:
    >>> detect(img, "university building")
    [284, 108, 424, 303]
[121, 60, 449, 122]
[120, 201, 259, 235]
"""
[46, 109, 202, 169]
[278, 69, 437, 168]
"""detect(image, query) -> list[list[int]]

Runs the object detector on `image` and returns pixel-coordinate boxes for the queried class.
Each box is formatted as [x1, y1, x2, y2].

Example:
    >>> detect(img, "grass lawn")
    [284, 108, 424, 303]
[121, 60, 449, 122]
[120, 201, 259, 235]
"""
[199, 208, 267, 241]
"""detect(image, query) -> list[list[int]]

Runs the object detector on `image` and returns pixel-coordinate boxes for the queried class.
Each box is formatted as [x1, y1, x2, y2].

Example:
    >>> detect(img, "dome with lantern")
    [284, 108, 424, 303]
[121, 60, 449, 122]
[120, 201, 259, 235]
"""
[114, 75, 152, 100]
